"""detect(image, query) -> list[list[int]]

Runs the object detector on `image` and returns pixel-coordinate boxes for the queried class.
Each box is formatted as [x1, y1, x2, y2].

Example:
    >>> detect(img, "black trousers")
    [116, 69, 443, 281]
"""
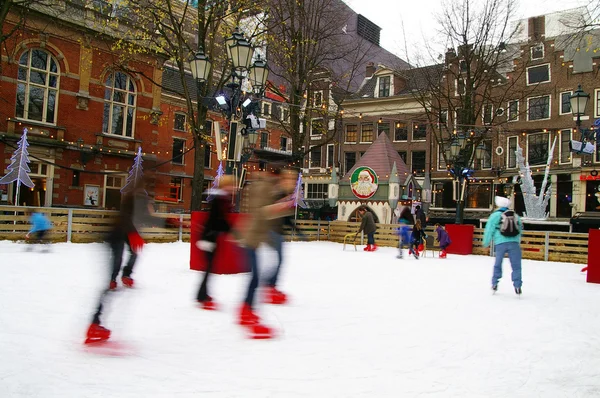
[91, 237, 137, 325]
[196, 250, 215, 301]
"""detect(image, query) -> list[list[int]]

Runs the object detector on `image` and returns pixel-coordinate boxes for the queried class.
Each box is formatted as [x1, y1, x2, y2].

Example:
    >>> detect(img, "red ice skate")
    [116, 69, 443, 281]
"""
[264, 287, 287, 305]
[85, 323, 111, 344]
[121, 276, 134, 288]
[369, 244, 378, 251]
[247, 323, 275, 339]
[109, 280, 117, 290]
[364, 244, 372, 251]
[238, 303, 260, 326]
[198, 296, 219, 311]
[440, 250, 447, 259]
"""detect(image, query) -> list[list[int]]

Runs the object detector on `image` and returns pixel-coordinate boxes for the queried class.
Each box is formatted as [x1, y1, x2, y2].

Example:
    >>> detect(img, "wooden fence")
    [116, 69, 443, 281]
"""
[0, 206, 589, 264]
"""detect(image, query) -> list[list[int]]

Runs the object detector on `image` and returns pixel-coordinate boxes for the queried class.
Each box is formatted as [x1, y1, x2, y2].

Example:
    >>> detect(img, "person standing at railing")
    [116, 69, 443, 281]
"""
[355, 206, 377, 251]
[483, 196, 523, 296]
[25, 210, 52, 252]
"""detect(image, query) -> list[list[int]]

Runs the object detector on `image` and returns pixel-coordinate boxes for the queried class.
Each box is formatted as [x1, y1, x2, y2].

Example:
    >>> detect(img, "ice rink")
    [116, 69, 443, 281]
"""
[1, 240, 599, 397]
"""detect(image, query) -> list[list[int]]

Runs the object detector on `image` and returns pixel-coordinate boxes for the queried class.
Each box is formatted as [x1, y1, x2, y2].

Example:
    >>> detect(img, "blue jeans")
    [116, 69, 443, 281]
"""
[367, 232, 375, 245]
[492, 242, 522, 288]
[267, 231, 283, 287]
[244, 247, 259, 307]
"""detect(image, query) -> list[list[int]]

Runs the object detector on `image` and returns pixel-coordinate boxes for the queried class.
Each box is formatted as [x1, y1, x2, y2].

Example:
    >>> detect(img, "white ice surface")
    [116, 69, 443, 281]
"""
[1, 240, 599, 397]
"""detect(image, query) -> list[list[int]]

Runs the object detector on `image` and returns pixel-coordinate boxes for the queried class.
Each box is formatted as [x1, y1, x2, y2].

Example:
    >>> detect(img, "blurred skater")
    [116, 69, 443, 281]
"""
[434, 224, 452, 258]
[396, 206, 413, 259]
[238, 171, 294, 339]
[85, 177, 178, 344]
[25, 210, 52, 252]
[355, 206, 377, 251]
[410, 220, 427, 260]
[195, 175, 236, 310]
[263, 169, 298, 305]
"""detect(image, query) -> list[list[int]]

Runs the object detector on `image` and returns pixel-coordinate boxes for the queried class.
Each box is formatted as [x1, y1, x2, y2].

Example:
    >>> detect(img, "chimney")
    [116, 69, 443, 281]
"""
[365, 62, 376, 78]
[528, 15, 545, 41]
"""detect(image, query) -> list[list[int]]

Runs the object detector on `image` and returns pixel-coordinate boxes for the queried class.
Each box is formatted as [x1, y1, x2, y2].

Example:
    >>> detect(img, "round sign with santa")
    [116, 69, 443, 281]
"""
[350, 166, 379, 199]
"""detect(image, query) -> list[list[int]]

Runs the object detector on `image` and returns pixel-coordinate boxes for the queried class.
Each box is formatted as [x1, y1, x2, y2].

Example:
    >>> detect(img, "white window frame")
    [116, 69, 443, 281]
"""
[455, 78, 466, 96]
[559, 91, 573, 115]
[526, 63, 551, 86]
[102, 173, 126, 209]
[359, 123, 374, 143]
[345, 124, 357, 144]
[102, 71, 137, 138]
[595, 89, 600, 118]
[308, 145, 321, 169]
[507, 136, 519, 169]
[262, 101, 271, 117]
[438, 109, 448, 130]
[313, 90, 323, 107]
[559, 129, 572, 165]
[326, 144, 335, 168]
[375, 75, 393, 98]
[527, 95, 551, 121]
[172, 137, 186, 165]
[530, 43, 544, 60]
[507, 100, 519, 122]
[394, 121, 408, 142]
[16, 49, 60, 125]
[482, 104, 493, 125]
[311, 118, 323, 137]
[174, 113, 187, 131]
[437, 145, 447, 171]
[479, 139, 493, 170]
[411, 121, 426, 142]
[526, 132, 550, 166]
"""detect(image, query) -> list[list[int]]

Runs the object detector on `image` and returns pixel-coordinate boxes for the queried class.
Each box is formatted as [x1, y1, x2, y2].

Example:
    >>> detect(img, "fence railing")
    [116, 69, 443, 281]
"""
[0, 206, 589, 264]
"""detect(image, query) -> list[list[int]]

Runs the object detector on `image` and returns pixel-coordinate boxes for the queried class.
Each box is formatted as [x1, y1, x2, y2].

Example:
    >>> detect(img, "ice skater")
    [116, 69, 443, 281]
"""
[355, 206, 377, 251]
[483, 196, 523, 295]
[410, 220, 427, 259]
[396, 206, 413, 259]
[195, 175, 236, 310]
[25, 210, 52, 252]
[434, 224, 452, 258]
[237, 171, 295, 339]
[85, 177, 176, 344]
[263, 169, 298, 305]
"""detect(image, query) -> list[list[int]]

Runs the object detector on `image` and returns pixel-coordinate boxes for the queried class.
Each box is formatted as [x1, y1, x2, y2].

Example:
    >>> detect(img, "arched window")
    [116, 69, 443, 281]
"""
[16, 49, 60, 123]
[102, 71, 136, 137]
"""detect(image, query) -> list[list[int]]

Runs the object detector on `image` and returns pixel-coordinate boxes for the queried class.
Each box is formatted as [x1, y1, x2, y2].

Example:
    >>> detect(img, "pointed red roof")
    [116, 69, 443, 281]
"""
[343, 132, 411, 181]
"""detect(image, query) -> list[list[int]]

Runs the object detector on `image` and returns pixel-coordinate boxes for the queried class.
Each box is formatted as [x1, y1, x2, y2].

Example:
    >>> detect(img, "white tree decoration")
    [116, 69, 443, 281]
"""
[206, 161, 224, 201]
[0, 128, 35, 206]
[515, 137, 556, 219]
[121, 147, 145, 194]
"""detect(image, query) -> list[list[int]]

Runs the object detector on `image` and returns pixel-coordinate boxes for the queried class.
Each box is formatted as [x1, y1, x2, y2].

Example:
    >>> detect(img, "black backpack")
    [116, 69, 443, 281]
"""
[498, 209, 520, 237]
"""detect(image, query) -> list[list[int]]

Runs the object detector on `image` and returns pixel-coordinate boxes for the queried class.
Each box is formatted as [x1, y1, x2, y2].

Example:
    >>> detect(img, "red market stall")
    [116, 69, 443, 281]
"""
[189, 211, 249, 274]
[587, 229, 600, 284]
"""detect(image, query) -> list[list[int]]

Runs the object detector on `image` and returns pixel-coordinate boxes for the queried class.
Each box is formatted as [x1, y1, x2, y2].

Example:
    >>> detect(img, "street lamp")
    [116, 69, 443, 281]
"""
[568, 85, 597, 155]
[189, 48, 211, 82]
[445, 132, 487, 224]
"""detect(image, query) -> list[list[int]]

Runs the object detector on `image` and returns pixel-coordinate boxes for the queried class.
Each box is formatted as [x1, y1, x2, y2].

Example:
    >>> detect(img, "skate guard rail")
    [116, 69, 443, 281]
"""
[0, 206, 589, 263]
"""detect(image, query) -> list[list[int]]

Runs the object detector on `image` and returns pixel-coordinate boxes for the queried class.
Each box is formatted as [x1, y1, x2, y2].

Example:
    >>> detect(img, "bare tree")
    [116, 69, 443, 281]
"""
[263, 0, 398, 166]
[107, 0, 263, 210]
[409, 0, 539, 222]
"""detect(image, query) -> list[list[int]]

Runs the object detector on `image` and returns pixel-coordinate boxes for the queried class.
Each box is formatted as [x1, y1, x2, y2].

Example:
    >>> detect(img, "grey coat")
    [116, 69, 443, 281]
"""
[358, 211, 377, 235]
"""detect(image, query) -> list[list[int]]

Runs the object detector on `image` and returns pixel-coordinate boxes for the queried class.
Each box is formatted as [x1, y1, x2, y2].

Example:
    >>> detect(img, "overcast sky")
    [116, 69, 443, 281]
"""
[344, 0, 592, 62]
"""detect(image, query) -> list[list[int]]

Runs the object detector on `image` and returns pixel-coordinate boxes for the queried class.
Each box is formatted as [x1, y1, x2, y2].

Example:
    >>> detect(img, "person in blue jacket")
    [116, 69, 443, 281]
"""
[26, 210, 52, 250]
[396, 206, 413, 259]
[483, 196, 524, 295]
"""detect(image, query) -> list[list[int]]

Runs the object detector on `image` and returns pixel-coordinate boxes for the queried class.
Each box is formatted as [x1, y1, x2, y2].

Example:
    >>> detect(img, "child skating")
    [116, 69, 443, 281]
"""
[410, 220, 427, 259]
[25, 210, 52, 252]
[396, 206, 413, 259]
[434, 224, 452, 258]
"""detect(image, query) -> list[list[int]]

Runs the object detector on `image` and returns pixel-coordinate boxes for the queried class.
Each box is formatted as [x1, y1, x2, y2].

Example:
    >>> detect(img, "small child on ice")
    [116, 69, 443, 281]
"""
[396, 206, 413, 259]
[434, 223, 451, 258]
[25, 210, 52, 251]
[410, 220, 427, 259]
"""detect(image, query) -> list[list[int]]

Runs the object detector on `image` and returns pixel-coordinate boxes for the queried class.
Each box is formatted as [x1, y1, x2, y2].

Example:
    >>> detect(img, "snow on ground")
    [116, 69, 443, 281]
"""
[1, 240, 599, 397]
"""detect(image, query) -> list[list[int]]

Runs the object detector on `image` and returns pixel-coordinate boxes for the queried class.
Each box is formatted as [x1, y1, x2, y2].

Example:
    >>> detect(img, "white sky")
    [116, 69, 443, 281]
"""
[344, 0, 592, 62]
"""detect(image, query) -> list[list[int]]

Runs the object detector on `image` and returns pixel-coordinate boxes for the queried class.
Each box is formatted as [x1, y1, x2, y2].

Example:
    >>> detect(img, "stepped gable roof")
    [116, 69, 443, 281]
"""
[343, 132, 411, 182]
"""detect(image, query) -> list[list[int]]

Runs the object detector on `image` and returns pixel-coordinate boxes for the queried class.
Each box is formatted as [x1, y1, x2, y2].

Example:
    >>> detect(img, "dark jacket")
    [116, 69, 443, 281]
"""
[107, 191, 162, 242]
[415, 208, 427, 228]
[411, 225, 427, 244]
[435, 226, 451, 247]
[358, 211, 377, 235]
[199, 190, 233, 249]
